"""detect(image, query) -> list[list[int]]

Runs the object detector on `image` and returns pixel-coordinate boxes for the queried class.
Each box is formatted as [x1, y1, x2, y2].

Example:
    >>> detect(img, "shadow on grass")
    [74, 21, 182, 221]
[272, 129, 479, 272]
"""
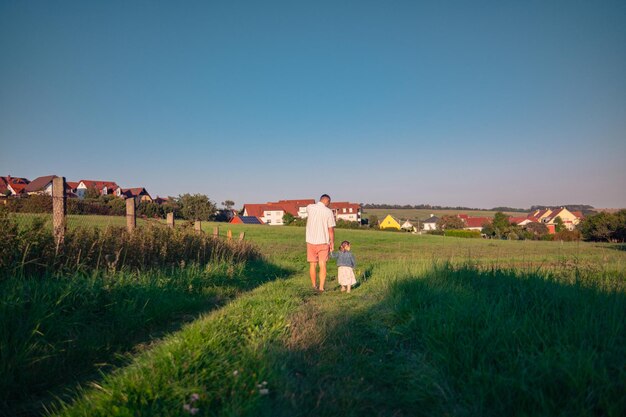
[262, 266, 626, 417]
[598, 243, 626, 252]
[0, 259, 294, 417]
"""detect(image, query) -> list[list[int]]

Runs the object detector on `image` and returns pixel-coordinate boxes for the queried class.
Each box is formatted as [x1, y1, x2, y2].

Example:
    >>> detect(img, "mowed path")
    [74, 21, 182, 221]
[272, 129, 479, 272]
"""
[54, 226, 626, 417]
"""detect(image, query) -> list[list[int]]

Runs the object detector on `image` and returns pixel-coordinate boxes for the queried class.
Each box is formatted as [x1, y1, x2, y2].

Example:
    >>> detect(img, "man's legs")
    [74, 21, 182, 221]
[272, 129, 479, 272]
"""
[318, 261, 327, 291]
[309, 262, 317, 288]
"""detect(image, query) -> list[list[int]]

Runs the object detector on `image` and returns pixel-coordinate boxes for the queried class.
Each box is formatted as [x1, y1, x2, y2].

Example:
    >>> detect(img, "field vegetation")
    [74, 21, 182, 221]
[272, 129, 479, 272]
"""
[1, 215, 625, 416]
[363, 208, 526, 222]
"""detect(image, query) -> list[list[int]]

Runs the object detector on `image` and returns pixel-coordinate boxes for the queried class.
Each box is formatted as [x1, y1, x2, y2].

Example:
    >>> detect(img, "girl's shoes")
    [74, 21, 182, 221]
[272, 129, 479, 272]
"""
[340, 286, 346, 292]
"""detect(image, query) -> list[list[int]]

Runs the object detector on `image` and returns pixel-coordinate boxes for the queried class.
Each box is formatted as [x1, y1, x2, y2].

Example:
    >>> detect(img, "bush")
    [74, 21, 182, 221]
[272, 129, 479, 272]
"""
[444, 229, 481, 239]
[553, 229, 582, 242]
[6, 195, 52, 213]
[426, 230, 445, 236]
[579, 210, 626, 242]
[335, 219, 362, 229]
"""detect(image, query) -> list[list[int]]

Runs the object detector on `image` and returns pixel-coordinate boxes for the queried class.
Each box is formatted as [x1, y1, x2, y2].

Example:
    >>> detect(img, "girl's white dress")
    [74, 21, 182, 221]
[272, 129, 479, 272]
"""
[338, 266, 357, 286]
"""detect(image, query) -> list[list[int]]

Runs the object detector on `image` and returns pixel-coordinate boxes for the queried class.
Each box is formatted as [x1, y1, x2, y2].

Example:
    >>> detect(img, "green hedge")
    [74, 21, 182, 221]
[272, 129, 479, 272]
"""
[444, 229, 481, 238]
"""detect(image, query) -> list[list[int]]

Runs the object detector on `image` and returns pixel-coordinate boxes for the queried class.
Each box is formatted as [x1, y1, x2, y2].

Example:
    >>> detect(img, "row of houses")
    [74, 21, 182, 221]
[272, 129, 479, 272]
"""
[0, 175, 160, 203]
[230, 199, 362, 225]
[380, 207, 584, 234]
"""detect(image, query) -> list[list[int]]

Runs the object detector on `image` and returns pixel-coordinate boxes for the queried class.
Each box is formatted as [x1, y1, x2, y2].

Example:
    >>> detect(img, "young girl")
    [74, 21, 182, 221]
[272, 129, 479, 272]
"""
[331, 240, 357, 293]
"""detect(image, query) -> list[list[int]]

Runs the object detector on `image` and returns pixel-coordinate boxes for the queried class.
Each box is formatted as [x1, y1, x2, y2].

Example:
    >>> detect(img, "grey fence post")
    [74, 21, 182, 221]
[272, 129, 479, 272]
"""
[239, 232, 246, 241]
[52, 177, 67, 247]
[213, 226, 219, 237]
[194, 220, 202, 232]
[227, 229, 232, 240]
[167, 212, 175, 228]
[126, 198, 136, 232]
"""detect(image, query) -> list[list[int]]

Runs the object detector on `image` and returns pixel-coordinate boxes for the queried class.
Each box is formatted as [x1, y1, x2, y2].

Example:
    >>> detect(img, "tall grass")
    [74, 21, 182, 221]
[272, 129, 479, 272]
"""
[0, 210, 260, 278]
[0, 260, 291, 416]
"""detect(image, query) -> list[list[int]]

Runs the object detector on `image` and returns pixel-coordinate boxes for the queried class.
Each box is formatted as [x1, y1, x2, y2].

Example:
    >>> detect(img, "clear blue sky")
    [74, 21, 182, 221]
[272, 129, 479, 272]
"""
[1, 0, 625, 208]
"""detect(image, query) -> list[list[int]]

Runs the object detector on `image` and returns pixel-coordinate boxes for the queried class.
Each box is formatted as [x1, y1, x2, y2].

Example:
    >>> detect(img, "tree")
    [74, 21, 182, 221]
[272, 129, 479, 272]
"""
[221, 200, 235, 210]
[524, 222, 549, 240]
[282, 212, 295, 225]
[368, 215, 378, 228]
[553, 217, 565, 233]
[492, 212, 511, 239]
[579, 212, 620, 242]
[437, 215, 465, 230]
[84, 187, 101, 199]
[179, 193, 215, 221]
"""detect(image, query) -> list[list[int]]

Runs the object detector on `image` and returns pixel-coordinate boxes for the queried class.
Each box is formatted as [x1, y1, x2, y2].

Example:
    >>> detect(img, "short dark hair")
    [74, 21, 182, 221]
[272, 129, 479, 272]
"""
[320, 194, 331, 201]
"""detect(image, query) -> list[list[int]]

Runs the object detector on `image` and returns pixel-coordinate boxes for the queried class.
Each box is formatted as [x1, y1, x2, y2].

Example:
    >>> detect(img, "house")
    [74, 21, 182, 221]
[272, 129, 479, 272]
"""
[154, 196, 169, 205]
[7, 183, 28, 196]
[1, 176, 30, 196]
[379, 214, 401, 230]
[66, 182, 80, 194]
[76, 180, 119, 198]
[117, 187, 152, 202]
[509, 216, 535, 226]
[421, 214, 439, 231]
[330, 202, 362, 222]
[527, 209, 553, 223]
[542, 207, 582, 231]
[242, 199, 314, 225]
[401, 220, 415, 232]
[242, 203, 284, 225]
[24, 175, 58, 195]
[462, 217, 492, 231]
[242, 198, 361, 226]
[230, 216, 264, 225]
[276, 199, 316, 218]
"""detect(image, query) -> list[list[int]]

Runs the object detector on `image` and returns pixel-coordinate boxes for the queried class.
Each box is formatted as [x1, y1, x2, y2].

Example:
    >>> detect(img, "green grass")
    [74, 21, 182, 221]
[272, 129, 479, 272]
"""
[0, 260, 292, 416]
[2, 221, 625, 416]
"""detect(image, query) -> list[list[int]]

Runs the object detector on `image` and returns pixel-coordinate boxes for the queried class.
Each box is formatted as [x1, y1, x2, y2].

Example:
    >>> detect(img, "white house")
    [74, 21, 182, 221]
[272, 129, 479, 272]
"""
[24, 175, 57, 195]
[330, 202, 362, 222]
[422, 214, 439, 231]
[76, 180, 119, 198]
[401, 220, 415, 232]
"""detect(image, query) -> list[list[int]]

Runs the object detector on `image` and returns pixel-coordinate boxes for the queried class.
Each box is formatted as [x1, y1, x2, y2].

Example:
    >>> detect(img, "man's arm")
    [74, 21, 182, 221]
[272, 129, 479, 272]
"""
[328, 227, 335, 251]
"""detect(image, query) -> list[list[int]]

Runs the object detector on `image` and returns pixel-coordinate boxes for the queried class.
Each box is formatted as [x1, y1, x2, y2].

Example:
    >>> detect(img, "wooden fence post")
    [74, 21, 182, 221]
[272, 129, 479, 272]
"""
[213, 226, 219, 237]
[126, 198, 136, 232]
[194, 220, 202, 232]
[239, 232, 245, 241]
[167, 212, 174, 228]
[227, 229, 232, 240]
[52, 177, 66, 246]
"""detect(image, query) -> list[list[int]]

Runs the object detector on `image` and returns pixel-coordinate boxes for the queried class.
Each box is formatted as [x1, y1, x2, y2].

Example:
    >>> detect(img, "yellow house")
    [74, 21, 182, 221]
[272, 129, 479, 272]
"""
[544, 207, 582, 230]
[379, 214, 401, 230]
[529, 208, 553, 222]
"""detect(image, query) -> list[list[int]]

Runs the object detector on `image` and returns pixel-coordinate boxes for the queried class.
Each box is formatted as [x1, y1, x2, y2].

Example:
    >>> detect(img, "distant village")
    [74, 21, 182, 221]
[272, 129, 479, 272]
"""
[377, 209, 583, 235]
[0, 175, 161, 203]
[234, 198, 583, 235]
[2, 174, 583, 235]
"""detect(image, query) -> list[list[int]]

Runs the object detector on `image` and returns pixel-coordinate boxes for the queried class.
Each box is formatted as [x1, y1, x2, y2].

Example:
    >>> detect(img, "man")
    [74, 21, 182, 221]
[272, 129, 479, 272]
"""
[305, 194, 336, 292]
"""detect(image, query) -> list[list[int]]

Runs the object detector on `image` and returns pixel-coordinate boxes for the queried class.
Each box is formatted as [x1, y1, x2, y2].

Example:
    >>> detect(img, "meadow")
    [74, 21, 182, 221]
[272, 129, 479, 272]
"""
[1, 219, 625, 416]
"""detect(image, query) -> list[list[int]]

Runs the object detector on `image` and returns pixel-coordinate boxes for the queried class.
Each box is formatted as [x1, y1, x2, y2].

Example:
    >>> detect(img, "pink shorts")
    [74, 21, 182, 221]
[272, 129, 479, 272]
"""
[307, 243, 330, 263]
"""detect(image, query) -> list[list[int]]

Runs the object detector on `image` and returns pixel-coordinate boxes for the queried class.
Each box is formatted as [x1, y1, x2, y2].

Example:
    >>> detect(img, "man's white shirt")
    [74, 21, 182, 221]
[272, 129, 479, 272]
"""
[305, 202, 336, 244]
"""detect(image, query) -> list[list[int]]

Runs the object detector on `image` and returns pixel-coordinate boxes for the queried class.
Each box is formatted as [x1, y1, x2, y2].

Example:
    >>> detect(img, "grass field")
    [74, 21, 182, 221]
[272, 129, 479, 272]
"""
[363, 208, 526, 222]
[2, 221, 625, 416]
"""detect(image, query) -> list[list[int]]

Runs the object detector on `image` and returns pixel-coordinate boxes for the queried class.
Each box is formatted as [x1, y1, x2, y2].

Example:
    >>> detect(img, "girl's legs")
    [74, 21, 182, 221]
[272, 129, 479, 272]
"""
[341, 285, 346, 292]
[346, 285, 351, 293]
